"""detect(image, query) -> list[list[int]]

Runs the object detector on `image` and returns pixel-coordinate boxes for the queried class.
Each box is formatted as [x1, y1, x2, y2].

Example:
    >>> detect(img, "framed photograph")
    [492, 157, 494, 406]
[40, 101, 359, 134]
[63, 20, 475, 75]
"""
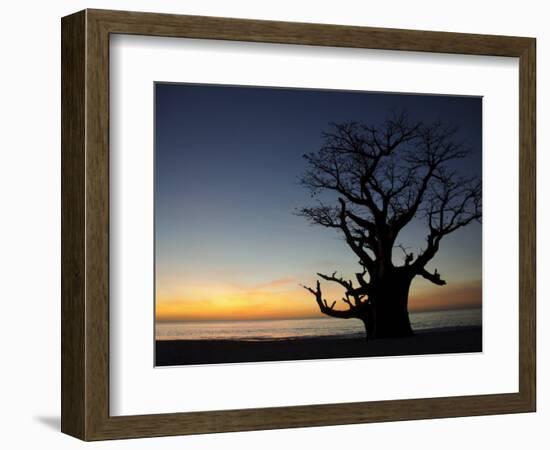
[61, 9, 536, 440]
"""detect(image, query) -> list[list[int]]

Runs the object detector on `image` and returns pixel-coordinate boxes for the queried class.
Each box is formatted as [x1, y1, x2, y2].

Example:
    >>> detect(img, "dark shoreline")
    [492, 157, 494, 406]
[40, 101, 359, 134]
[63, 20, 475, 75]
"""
[155, 325, 482, 367]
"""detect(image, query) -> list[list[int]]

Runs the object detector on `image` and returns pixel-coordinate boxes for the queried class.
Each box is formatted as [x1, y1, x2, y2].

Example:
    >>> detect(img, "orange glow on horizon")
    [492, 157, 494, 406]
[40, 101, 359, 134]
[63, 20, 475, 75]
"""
[156, 278, 482, 322]
[408, 279, 482, 312]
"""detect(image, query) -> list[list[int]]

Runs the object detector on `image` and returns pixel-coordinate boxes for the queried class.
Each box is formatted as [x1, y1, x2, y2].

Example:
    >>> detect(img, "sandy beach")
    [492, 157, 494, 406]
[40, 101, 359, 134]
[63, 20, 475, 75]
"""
[155, 325, 481, 366]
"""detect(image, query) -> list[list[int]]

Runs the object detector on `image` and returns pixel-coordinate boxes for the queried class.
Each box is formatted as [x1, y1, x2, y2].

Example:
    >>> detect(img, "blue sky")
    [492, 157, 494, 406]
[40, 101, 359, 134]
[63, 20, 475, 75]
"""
[155, 83, 482, 321]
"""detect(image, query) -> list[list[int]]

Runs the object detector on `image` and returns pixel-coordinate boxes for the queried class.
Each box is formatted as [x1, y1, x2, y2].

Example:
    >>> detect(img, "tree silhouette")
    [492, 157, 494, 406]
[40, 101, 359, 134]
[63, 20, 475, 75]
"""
[298, 112, 481, 339]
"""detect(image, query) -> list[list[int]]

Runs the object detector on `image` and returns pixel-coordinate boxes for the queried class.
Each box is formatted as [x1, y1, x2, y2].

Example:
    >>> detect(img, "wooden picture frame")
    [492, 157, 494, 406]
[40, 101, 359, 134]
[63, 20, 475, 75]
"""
[61, 9, 536, 441]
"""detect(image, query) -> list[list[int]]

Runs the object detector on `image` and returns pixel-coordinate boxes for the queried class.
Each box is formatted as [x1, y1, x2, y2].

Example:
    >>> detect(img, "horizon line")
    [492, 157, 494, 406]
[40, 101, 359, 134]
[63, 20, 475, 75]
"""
[156, 304, 482, 324]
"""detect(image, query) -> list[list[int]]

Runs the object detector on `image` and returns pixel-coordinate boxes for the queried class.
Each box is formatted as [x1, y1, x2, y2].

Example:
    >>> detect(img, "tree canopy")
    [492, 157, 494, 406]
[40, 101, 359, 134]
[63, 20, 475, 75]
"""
[298, 112, 481, 329]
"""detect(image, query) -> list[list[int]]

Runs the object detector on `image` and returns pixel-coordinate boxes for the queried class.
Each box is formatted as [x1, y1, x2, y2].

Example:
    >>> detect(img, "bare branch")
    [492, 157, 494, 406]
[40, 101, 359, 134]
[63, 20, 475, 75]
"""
[419, 268, 446, 286]
[298, 111, 481, 296]
[301, 281, 357, 319]
[395, 244, 414, 267]
[414, 169, 481, 270]
[317, 271, 353, 291]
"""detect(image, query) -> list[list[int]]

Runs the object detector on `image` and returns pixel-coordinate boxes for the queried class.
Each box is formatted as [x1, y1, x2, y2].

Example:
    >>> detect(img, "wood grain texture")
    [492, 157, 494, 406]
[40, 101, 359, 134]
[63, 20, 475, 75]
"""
[60, 8, 537, 441]
[518, 38, 536, 409]
[89, 8, 532, 56]
[85, 10, 111, 439]
[60, 10, 86, 439]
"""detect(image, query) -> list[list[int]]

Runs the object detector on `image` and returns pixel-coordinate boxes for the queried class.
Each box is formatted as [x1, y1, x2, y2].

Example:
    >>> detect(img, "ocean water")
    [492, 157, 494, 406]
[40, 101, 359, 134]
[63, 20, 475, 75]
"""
[156, 308, 482, 341]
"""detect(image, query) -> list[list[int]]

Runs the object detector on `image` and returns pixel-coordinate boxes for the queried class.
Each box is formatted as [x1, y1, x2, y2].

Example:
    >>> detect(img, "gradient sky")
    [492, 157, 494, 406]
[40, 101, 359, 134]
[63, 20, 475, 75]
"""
[155, 83, 482, 322]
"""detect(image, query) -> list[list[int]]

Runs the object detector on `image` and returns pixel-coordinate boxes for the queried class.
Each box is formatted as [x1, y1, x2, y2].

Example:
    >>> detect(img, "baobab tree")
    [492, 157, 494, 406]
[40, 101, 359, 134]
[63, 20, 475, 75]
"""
[298, 112, 481, 339]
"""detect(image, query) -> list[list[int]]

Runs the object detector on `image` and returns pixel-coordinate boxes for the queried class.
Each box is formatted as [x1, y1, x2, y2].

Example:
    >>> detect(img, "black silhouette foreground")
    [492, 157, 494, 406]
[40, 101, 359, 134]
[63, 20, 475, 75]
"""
[155, 327, 481, 366]
[298, 112, 481, 340]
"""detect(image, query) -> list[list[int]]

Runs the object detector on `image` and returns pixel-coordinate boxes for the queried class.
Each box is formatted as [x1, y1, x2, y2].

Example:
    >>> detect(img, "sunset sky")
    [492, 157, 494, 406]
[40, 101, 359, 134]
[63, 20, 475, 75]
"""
[155, 83, 482, 322]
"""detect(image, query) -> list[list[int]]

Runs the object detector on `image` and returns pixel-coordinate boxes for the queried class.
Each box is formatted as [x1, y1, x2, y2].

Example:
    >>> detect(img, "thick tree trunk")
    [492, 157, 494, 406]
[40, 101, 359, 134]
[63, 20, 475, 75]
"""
[359, 315, 374, 341]
[369, 301, 413, 338]
[362, 274, 413, 339]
